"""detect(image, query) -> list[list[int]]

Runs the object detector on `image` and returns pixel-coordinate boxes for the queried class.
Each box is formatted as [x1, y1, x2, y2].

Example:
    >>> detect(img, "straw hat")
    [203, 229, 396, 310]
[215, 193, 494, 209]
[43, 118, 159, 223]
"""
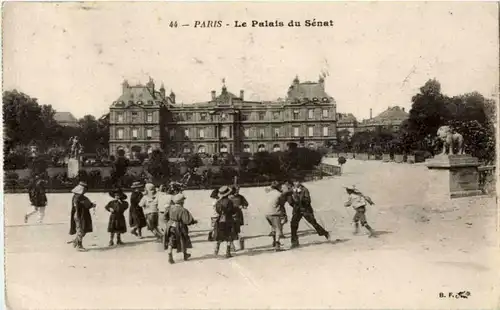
[172, 193, 186, 204]
[131, 181, 143, 189]
[71, 181, 88, 195]
[344, 185, 360, 193]
[109, 188, 127, 200]
[218, 186, 232, 198]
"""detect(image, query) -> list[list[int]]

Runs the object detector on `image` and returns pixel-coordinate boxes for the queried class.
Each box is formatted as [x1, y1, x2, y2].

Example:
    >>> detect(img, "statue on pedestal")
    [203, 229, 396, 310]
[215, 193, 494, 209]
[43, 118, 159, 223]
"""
[436, 125, 464, 155]
[67, 136, 83, 179]
[68, 136, 83, 159]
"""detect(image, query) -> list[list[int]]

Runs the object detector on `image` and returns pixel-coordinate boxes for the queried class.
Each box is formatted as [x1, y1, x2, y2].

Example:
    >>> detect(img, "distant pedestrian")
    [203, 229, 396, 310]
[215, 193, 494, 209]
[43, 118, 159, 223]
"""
[69, 182, 96, 251]
[164, 193, 198, 264]
[25, 174, 47, 224]
[212, 186, 237, 258]
[208, 186, 221, 241]
[229, 185, 249, 250]
[105, 188, 129, 246]
[290, 180, 330, 248]
[344, 185, 376, 237]
[264, 181, 287, 251]
[129, 181, 147, 238]
[139, 183, 162, 240]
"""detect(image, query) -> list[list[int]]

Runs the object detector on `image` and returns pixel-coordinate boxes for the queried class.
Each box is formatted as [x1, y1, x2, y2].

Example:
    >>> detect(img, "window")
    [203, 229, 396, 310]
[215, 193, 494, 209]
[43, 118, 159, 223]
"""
[258, 144, 266, 152]
[273, 111, 280, 120]
[293, 127, 300, 137]
[273, 144, 281, 152]
[258, 112, 265, 121]
[274, 128, 280, 138]
[131, 112, 138, 122]
[244, 128, 250, 138]
[146, 129, 153, 139]
[117, 112, 124, 123]
[186, 113, 193, 121]
[184, 128, 189, 139]
[221, 113, 227, 120]
[220, 127, 228, 138]
[199, 128, 205, 139]
[241, 113, 250, 121]
[198, 145, 206, 153]
[200, 113, 207, 121]
[323, 126, 329, 137]
[183, 146, 191, 153]
[169, 128, 175, 139]
[146, 112, 153, 123]
[308, 109, 315, 119]
[322, 109, 329, 118]
[132, 128, 138, 139]
[220, 145, 228, 153]
[259, 128, 265, 138]
[243, 144, 251, 153]
[308, 126, 314, 137]
[117, 128, 124, 139]
[293, 110, 300, 120]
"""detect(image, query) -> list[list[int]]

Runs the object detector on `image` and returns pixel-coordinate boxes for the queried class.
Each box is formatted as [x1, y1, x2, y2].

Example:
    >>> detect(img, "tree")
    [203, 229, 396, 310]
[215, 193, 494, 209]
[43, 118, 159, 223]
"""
[404, 79, 451, 151]
[146, 149, 170, 185]
[77, 114, 109, 155]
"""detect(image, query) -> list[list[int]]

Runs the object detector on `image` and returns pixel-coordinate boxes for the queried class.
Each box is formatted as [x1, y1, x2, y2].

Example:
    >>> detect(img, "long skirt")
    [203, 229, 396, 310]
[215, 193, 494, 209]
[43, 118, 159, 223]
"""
[129, 206, 147, 229]
[108, 213, 127, 233]
[146, 212, 159, 230]
[213, 221, 237, 242]
[164, 226, 193, 252]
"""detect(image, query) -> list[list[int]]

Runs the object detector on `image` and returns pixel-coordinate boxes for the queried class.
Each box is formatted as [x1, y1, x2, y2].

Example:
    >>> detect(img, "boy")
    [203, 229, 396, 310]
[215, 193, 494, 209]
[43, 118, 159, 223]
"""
[344, 185, 376, 237]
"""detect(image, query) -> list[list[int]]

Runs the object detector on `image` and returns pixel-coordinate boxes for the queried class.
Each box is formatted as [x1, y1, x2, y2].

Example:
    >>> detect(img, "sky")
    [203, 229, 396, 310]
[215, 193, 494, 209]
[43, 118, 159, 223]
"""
[2, 2, 499, 120]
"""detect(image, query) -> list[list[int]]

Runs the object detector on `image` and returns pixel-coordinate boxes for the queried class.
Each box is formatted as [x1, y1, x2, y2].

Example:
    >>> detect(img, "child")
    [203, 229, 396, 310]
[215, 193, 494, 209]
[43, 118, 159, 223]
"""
[129, 181, 147, 238]
[105, 188, 129, 246]
[139, 183, 162, 240]
[229, 185, 249, 250]
[164, 193, 198, 264]
[344, 185, 376, 237]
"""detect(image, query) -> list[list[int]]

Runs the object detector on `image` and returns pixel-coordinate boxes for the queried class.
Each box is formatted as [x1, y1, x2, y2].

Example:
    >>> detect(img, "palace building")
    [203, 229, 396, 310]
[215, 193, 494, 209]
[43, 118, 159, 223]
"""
[109, 76, 338, 158]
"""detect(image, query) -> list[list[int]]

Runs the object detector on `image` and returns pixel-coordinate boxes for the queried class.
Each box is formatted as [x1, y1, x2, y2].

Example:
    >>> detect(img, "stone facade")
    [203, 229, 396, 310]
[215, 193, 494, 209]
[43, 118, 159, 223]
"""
[357, 106, 409, 133]
[109, 76, 338, 157]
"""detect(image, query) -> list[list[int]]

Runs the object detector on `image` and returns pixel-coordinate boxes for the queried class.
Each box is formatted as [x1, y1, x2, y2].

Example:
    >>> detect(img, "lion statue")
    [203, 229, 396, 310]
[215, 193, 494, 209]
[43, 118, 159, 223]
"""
[436, 125, 464, 155]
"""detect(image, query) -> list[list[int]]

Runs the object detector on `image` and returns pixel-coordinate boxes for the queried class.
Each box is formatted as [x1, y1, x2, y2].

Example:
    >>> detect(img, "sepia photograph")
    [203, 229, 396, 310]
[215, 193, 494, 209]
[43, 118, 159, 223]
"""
[2, 2, 499, 309]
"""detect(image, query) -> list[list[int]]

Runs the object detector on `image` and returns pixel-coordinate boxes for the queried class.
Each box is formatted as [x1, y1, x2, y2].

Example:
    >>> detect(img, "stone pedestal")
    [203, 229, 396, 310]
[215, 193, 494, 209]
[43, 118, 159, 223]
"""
[425, 155, 482, 202]
[68, 158, 80, 179]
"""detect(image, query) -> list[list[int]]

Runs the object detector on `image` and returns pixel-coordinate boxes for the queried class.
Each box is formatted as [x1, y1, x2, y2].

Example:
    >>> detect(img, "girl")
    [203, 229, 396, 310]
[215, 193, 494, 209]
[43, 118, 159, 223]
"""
[213, 186, 237, 258]
[129, 181, 147, 238]
[229, 185, 249, 250]
[139, 183, 162, 240]
[164, 193, 198, 264]
[344, 185, 376, 237]
[105, 188, 129, 246]
[69, 182, 96, 251]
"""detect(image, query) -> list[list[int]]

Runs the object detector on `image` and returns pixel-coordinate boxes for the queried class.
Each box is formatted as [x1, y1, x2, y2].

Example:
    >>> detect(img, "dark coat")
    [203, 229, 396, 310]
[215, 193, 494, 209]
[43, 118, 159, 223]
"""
[69, 194, 94, 235]
[105, 200, 129, 233]
[213, 197, 237, 241]
[163, 204, 196, 252]
[28, 179, 47, 207]
[129, 191, 147, 228]
[230, 194, 248, 227]
[292, 185, 313, 214]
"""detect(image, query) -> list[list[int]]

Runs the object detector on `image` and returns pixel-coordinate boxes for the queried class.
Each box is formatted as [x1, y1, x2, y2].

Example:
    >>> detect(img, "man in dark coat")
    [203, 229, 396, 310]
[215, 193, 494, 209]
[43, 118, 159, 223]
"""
[69, 182, 96, 251]
[290, 180, 330, 248]
[25, 174, 47, 224]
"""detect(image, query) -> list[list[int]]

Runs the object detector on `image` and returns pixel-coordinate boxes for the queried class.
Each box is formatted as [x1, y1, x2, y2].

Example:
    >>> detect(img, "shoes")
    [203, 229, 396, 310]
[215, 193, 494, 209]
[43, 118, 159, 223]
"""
[324, 232, 330, 240]
[183, 253, 191, 261]
[290, 243, 299, 249]
[131, 230, 138, 237]
[168, 254, 175, 264]
[117, 240, 124, 245]
[109, 240, 114, 246]
[239, 239, 245, 251]
[24, 215, 28, 224]
[225, 246, 232, 258]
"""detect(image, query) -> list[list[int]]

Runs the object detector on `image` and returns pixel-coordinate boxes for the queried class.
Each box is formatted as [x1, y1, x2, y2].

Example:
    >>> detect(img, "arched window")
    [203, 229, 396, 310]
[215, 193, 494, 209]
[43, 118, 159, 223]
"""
[258, 144, 266, 152]
[243, 144, 251, 153]
[273, 144, 281, 152]
[220, 144, 228, 153]
[198, 145, 206, 153]
[183, 145, 192, 153]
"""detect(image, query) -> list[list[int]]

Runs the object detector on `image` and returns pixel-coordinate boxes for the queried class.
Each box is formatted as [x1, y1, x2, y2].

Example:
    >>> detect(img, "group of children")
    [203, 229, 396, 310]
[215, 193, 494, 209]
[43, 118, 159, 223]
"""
[28, 173, 377, 259]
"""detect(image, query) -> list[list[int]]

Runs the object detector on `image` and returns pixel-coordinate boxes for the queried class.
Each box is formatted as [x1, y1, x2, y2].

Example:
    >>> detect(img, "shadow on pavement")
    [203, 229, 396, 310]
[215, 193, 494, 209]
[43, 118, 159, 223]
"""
[186, 238, 350, 263]
[373, 230, 392, 237]
[86, 238, 158, 252]
[191, 229, 317, 244]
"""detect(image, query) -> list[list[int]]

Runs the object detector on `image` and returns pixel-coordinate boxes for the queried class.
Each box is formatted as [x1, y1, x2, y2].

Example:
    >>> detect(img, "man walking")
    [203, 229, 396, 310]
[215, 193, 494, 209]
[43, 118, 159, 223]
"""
[290, 179, 330, 248]
[25, 174, 47, 224]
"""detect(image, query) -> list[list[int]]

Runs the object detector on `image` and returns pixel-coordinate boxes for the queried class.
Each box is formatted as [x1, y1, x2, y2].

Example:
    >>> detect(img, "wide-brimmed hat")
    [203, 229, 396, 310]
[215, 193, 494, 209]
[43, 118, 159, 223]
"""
[71, 181, 88, 195]
[218, 185, 232, 197]
[345, 185, 360, 193]
[131, 181, 143, 189]
[172, 193, 186, 204]
[109, 188, 127, 200]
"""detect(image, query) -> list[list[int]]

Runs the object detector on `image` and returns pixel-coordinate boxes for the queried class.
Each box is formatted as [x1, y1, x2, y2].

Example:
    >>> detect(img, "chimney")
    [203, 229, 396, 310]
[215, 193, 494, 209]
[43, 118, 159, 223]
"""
[122, 80, 129, 94]
[240, 90, 244, 100]
[211, 90, 216, 100]
[369, 108, 373, 119]
[159, 83, 166, 98]
[169, 90, 176, 104]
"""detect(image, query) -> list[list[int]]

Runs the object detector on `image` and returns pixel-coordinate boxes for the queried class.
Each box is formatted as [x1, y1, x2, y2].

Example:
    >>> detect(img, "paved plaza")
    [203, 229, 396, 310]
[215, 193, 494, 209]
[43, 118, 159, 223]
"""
[4, 160, 498, 309]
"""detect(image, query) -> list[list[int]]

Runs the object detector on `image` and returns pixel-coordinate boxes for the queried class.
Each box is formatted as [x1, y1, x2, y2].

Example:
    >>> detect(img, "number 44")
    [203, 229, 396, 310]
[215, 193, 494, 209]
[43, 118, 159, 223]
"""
[169, 21, 178, 28]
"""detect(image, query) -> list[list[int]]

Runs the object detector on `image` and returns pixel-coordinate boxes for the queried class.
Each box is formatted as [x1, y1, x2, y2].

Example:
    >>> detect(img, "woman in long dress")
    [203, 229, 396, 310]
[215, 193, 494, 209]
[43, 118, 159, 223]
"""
[213, 186, 237, 258]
